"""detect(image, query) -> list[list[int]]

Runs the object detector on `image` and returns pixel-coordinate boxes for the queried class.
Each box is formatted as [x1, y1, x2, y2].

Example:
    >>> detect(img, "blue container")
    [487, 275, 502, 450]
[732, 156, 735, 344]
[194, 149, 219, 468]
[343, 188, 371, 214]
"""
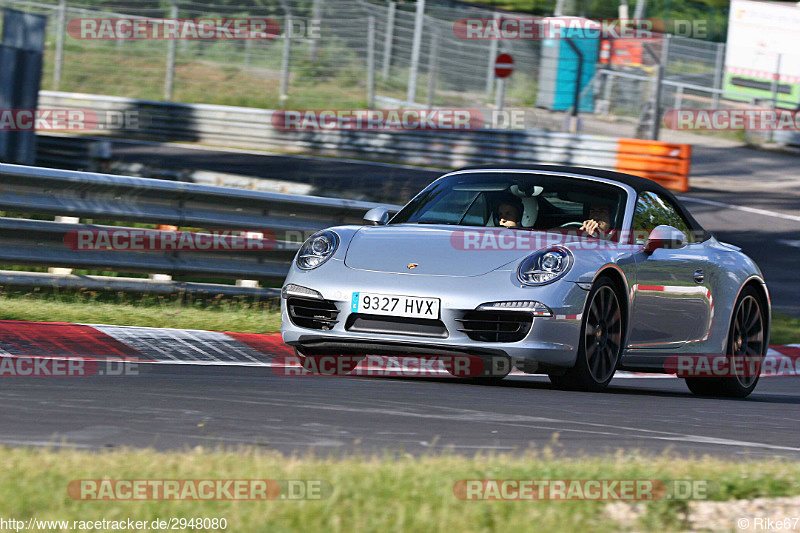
[536, 19, 599, 112]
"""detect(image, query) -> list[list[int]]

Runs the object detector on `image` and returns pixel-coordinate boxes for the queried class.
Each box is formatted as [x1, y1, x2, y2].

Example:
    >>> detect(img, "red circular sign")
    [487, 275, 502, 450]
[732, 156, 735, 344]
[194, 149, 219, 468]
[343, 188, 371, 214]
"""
[494, 53, 514, 78]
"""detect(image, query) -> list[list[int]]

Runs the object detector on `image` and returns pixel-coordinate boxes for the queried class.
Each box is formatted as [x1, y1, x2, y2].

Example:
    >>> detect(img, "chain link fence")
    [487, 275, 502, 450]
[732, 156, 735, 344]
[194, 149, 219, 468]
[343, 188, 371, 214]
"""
[2, 0, 733, 135]
[1, 0, 536, 109]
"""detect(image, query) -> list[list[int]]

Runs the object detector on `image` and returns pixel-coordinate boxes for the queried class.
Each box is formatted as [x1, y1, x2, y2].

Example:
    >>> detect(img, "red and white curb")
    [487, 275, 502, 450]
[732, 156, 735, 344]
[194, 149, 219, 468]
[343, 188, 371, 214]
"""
[0, 320, 796, 379]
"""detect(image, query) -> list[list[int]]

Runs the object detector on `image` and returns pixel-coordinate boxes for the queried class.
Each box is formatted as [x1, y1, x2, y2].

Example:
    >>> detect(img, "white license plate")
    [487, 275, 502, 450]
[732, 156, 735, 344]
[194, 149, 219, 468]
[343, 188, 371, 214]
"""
[351, 292, 440, 319]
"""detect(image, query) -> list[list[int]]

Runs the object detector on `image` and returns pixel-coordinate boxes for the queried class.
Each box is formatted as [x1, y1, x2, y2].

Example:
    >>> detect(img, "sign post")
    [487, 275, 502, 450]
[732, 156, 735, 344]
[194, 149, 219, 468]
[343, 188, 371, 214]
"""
[494, 53, 514, 113]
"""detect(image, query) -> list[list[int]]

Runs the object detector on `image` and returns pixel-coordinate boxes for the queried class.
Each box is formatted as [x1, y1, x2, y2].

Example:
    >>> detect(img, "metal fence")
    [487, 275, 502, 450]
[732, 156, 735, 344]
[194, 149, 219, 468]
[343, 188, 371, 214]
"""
[2, 0, 727, 121]
[0, 0, 538, 110]
[0, 162, 400, 294]
[595, 66, 797, 144]
[594, 35, 728, 123]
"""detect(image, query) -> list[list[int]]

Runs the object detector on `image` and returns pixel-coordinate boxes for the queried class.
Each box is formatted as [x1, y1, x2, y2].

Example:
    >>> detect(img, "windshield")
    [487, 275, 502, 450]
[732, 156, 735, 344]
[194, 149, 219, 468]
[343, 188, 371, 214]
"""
[390, 172, 628, 238]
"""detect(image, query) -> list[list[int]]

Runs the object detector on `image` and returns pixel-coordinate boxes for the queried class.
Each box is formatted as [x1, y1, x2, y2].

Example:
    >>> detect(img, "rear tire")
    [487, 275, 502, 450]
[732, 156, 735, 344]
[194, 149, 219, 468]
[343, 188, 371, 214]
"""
[685, 287, 766, 398]
[549, 276, 625, 392]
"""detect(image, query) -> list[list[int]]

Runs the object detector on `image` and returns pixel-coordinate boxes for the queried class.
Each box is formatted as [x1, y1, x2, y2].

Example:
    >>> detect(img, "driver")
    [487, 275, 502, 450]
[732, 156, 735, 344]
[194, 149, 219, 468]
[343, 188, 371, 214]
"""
[496, 201, 522, 228]
[581, 204, 615, 239]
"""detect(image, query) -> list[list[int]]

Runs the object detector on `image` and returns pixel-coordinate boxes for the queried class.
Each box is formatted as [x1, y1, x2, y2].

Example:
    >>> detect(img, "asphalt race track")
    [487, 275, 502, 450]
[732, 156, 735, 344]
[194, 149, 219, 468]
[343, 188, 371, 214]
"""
[4, 140, 798, 457]
[2, 365, 800, 457]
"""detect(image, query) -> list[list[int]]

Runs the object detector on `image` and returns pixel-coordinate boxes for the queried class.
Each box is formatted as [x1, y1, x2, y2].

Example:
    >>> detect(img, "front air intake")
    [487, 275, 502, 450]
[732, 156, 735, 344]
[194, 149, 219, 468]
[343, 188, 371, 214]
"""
[455, 310, 533, 343]
[287, 297, 340, 331]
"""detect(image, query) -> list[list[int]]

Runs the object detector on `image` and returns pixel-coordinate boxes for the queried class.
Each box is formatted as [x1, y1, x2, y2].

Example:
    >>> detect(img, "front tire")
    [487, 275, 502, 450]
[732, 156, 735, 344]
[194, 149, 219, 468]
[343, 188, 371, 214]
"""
[685, 287, 766, 398]
[549, 277, 625, 392]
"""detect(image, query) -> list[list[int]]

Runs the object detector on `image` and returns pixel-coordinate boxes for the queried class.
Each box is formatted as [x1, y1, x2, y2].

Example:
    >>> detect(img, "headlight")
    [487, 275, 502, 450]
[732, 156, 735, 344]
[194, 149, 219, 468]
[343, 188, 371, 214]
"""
[517, 247, 573, 286]
[297, 230, 339, 270]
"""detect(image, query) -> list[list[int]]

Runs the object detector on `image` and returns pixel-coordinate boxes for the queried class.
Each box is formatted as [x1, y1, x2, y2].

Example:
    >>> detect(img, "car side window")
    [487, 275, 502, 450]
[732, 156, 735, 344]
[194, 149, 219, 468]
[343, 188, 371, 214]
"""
[632, 191, 694, 244]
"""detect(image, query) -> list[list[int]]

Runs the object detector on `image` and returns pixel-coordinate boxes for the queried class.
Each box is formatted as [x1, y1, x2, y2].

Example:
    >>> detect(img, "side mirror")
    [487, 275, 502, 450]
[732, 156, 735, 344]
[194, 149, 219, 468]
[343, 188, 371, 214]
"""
[363, 206, 389, 226]
[643, 225, 688, 253]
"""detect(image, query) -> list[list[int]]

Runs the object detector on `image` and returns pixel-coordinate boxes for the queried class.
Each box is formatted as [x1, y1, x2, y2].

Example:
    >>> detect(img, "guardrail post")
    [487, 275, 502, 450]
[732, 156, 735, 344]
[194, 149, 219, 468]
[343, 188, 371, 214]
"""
[367, 16, 376, 108]
[149, 224, 177, 282]
[235, 231, 263, 288]
[48, 216, 79, 275]
[52, 0, 66, 91]
[381, 2, 396, 80]
[280, 15, 292, 107]
[406, 0, 425, 104]
[164, 0, 178, 100]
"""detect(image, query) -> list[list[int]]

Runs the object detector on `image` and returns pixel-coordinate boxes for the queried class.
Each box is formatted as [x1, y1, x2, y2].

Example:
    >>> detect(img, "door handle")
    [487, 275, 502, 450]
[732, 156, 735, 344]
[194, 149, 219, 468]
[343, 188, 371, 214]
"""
[694, 269, 705, 284]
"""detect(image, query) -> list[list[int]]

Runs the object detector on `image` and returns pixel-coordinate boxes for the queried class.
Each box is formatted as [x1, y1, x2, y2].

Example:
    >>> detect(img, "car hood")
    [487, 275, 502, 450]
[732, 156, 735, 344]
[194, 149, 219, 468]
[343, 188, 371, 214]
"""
[343, 224, 533, 277]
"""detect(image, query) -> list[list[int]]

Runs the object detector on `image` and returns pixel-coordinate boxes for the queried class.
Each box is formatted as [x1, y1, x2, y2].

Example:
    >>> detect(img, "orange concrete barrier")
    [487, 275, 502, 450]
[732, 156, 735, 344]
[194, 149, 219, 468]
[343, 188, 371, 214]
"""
[615, 139, 691, 192]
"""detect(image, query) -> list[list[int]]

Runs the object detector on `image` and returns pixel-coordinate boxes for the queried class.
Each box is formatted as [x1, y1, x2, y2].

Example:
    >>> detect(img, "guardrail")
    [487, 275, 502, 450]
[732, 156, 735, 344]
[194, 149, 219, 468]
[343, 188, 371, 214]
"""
[37, 91, 692, 192]
[0, 163, 401, 295]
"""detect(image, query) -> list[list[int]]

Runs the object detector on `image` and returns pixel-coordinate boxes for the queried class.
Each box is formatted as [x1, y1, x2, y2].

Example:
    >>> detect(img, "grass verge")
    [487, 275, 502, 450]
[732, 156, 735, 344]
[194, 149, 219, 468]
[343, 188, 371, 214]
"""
[2, 448, 800, 532]
[771, 312, 800, 346]
[0, 289, 797, 344]
[0, 289, 281, 334]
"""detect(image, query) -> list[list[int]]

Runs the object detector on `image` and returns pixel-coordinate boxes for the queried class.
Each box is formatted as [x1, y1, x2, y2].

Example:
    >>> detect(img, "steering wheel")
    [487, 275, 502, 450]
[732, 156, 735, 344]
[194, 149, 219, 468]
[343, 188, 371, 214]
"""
[558, 221, 584, 229]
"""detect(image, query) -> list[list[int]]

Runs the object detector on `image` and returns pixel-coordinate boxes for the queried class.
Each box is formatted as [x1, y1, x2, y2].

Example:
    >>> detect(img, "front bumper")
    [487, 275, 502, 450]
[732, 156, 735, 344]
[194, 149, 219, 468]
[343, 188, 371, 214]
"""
[279, 259, 589, 369]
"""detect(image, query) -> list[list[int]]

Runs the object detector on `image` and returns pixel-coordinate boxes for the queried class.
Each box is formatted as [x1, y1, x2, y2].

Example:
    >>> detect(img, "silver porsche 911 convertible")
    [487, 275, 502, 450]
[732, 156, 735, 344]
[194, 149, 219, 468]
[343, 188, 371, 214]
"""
[280, 165, 770, 397]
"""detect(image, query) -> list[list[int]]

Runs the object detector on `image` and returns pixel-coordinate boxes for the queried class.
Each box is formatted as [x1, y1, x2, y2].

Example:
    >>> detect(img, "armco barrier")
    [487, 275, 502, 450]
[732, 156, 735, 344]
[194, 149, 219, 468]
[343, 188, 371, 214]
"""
[0, 163, 401, 295]
[36, 91, 692, 192]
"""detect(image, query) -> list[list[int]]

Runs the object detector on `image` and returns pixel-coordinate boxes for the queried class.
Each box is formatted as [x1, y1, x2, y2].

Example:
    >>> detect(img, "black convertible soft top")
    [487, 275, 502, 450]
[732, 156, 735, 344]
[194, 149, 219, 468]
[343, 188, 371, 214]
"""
[453, 164, 708, 237]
